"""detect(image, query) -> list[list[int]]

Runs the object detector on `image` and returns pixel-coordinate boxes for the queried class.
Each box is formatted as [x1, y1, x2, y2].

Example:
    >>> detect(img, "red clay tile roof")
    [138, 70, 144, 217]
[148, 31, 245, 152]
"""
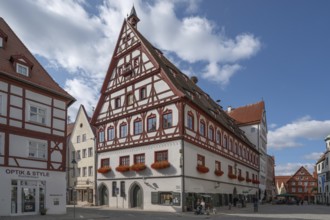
[0, 17, 75, 105]
[227, 101, 265, 126]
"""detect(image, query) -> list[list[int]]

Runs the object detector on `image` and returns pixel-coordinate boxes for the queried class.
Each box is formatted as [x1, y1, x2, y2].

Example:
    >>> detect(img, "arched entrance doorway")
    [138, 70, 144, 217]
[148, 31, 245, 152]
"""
[99, 184, 109, 206]
[130, 183, 143, 209]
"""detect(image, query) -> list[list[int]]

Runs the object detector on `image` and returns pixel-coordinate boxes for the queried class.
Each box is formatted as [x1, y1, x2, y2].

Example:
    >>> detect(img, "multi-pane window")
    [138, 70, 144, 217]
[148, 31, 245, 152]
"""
[134, 154, 145, 164]
[215, 161, 221, 171]
[216, 131, 221, 144]
[83, 167, 87, 177]
[155, 150, 168, 162]
[29, 105, 46, 124]
[187, 112, 194, 130]
[208, 126, 214, 141]
[223, 136, 228, 149]
[120, 123, 127, 138]
[120, 181, 125, 197]
[101, 158, 110, 167]
[112, 181, 117, 197]
[88, 166, 93, 176]
[140, 87, 147, 100]
[82, 134, 86, 142]
[147, 115, 156, 132]
[77, 135, 81, 143]
[99, 130, 105, 142]
[88, 147, 93, 157]
[197, 154, 205, 166]
[16, 63, 29, 76]
[120, 156, 130, 166]
[134, 119, 143, 135]
[163, 111, 172, 129]
[108, 127, 115, 140]
[77, 150, 81, 160]
[126, 94, 134, 106]
[82, 149, 87, 158]
[199, 121, 205, 136]
[115, 97, 121, 108]
[28, 141, 47, 160]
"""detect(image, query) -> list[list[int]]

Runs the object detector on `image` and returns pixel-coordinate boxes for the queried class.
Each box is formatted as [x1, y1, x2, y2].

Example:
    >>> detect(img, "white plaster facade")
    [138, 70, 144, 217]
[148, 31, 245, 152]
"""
[316, 135, 330, 204]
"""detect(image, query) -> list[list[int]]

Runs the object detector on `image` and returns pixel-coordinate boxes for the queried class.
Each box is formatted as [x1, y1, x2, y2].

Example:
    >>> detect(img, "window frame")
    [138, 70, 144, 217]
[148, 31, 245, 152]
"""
[197, 154, 205, 166]
[187, 111, 194, 130]
[120, 156, 130, 166]
[126, 93, 134, 106]
[215, 161, 221, 171]
[114, 97, 121, 109]
[98, 130, 105, 142]
[107, 126, 115, 140]
[147, 114, 156, 132]
[134, 118, 143, 135]
[134, 153, 145, 164]
[120, 122, 128, 138]
[16, 63, 29, 76]
[101, 158, 110, 167]
[88, 147, 93, 157]
[88, 166, 93, 176]
[162, 110, 173, 129]
[28, 140, 47, 160]
[199, 120, 205, 136]
[155, 150, 168, 162]
[29, 104, 47, 125]
[208, 126, 214, 141]
[140, 87, 147, 100]
[216, 131, 221, 145]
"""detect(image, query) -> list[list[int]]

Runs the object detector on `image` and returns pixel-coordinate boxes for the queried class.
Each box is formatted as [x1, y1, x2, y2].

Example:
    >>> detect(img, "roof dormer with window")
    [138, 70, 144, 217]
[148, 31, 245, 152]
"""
[10, 54, 33, 77]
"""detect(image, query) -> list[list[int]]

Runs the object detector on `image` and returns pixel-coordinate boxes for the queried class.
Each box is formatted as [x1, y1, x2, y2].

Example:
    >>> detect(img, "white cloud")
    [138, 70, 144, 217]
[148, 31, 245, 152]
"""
[303, 152, 324, 161]
[0, 0, 261, 118]
[275, 163, 315, 176]
[268, 116, 330, 149]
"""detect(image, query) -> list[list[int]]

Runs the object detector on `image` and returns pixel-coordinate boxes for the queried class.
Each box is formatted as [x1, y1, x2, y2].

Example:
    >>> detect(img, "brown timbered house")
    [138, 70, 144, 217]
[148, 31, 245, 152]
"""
[91, 7, 260, 212]
[0, 17, 75, 216]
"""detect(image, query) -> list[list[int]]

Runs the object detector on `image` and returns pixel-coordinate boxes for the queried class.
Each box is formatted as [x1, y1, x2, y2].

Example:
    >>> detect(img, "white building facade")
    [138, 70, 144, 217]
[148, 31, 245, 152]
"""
[316, 135, 330, 204]
[67, 105, 96, 205]
[0, 18, 75, 216]
[91, 8, 260, 212]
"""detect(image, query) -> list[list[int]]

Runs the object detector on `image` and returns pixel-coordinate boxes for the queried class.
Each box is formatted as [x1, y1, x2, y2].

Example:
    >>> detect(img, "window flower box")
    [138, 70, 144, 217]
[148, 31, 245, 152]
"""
[238, 176, 245, 181]
[252, 180, 260, 184]
[97, 166, 111, 174]
[246, 178, 252, 183]
[151, 160, 170, 170]
[228, 173, 237, 179]
[214, 170, 224, 176]
[196, 165, 209, 173]
[130, 163, 146, 172]
[115, 165, 130, 172]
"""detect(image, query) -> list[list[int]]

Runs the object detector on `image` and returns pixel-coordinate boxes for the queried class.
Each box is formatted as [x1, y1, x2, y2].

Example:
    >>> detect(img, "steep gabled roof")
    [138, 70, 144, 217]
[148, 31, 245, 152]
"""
[128, 22, 256, 149]
[287, 166, 316, 182]
[227, 101, 265, 126]
[0, 17, 75, 105]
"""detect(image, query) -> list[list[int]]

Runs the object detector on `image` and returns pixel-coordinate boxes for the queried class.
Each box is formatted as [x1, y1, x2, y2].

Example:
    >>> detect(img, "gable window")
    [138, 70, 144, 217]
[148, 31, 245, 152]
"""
[134, 154, 145, 164]
[77, 150, 81, 160]
[107, 126, 115, 140]
[187, 112, 194, 130]
[126, 93, 134, 106]
[216, 131, 221, 145]
[155, 150, 168, 162]
[120, 123, 128, 138]
[77, 135, 81, 143]
[197, 154, 205, 166]
[163, 110, 172, 129]
[98, 130, 105, 142]
[120, 156, 130, 166]
[82, 149, 86, 158]
[115, 97, 121, 108]
[16, 63, 29, 76]
[140, 87, 147, 100]
[208, 126, 214, 141]
[28, 140, 47, 160]
[134, 119, 143, 135]
[29, 105, 46, 124]
[147, 115, 156, 132]
[82, 134, 86, 142]
[199, 120, 205, 136]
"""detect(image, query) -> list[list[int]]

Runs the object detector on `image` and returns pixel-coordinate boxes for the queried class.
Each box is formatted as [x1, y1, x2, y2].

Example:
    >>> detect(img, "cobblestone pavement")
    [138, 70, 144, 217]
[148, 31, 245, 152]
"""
[1, 203, 330, 220]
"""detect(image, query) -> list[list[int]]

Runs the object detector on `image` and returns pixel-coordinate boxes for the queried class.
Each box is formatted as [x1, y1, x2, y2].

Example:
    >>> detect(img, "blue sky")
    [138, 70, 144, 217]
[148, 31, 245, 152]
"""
[1, 0, 330, 175]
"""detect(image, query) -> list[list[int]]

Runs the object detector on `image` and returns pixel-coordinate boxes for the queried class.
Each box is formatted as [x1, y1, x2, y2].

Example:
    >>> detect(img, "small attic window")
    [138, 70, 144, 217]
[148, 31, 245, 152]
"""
[16, 63, 29, 76]
[0, 29, 8, 48]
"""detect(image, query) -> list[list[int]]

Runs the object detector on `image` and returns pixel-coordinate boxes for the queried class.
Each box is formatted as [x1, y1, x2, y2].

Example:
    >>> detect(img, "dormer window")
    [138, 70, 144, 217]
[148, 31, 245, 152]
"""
[16, 63, 29, 76]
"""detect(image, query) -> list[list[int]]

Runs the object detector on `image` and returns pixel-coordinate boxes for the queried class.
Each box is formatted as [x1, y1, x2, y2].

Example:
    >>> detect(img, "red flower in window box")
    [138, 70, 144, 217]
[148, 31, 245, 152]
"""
[252, 180, 260, 184]
[151, 160, 170, 170]
[238, 176, 245, 182]
[214, 170, 224, 176]
[228, 173, 237, 179]
[97, 166, 111, 174]
[196, 165, 209, 173]
[246, 178, 252, 183]
[130, 163, 146, 171]
[115, 165, 130, 172]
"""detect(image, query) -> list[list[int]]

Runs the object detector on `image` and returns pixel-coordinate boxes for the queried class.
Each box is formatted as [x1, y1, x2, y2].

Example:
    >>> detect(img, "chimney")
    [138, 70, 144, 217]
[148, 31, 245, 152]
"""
[227, 106, 232, 112]
[190, 76, 198, 84]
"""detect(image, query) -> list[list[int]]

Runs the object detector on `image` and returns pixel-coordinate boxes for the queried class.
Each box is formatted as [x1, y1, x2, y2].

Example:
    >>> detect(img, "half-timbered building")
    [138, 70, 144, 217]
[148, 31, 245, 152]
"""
[0, 17, 75, 216]
[91, 8, 260, 212]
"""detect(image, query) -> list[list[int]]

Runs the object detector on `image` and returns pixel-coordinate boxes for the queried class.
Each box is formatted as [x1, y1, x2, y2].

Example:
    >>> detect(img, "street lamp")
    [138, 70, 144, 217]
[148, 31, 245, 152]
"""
[71, 159, 77, 219]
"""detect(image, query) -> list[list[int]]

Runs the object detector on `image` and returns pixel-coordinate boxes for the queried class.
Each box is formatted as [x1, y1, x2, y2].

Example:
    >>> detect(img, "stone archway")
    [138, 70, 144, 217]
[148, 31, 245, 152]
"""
[129, 182, 143, 209]
[99, 184, 109, 206]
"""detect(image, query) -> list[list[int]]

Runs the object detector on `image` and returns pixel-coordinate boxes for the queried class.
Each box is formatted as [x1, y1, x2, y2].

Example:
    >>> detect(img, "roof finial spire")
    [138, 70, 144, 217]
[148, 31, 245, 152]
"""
[127, 5, 140, 29]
